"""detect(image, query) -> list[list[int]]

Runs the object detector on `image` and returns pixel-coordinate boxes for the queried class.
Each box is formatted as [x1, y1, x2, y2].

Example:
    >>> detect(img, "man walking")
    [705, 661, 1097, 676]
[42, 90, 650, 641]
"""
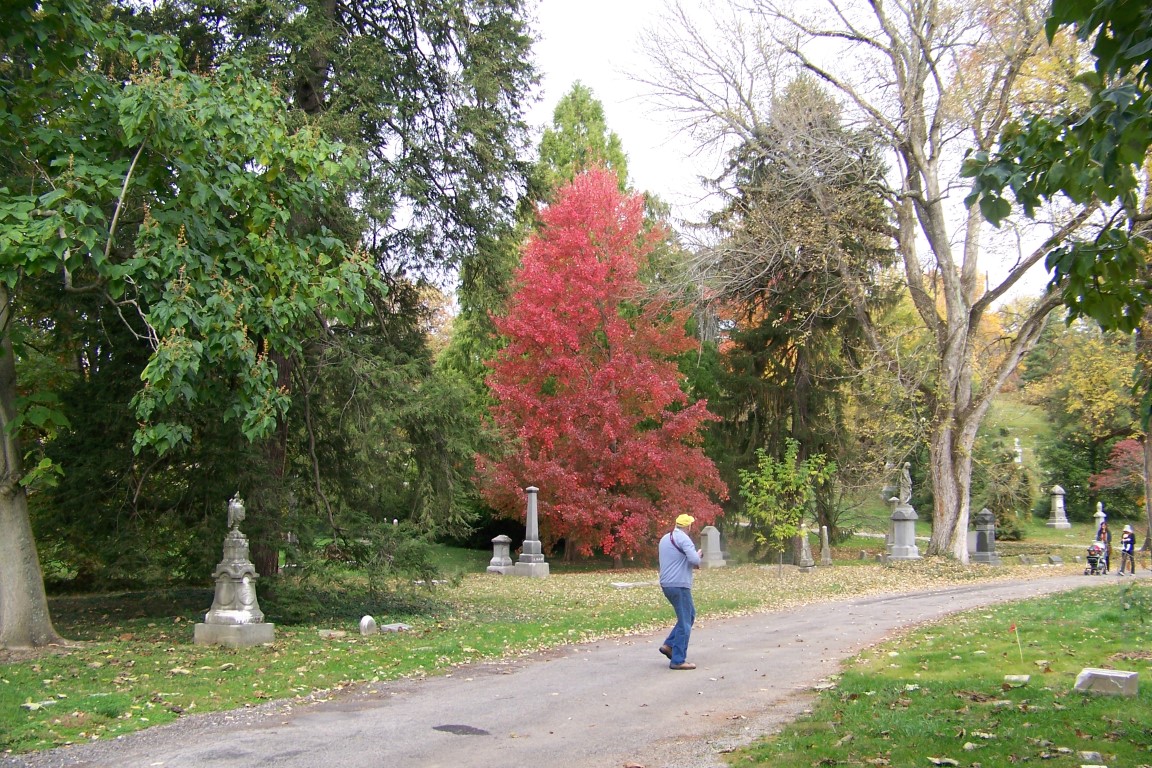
[658, 513, 702, 670]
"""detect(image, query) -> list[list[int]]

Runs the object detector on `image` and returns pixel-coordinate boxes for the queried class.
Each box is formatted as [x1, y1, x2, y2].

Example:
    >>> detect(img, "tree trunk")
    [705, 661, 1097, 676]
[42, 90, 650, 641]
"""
[1143, 436, 1152, 553]
[0, 312, 65, 649]
[926, 420, 976, 563]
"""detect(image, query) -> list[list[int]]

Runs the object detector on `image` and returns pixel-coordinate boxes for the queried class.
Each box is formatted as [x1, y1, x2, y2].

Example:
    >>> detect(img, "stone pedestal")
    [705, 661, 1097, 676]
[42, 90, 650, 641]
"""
[1046, 485, 1071, 529]
[700, 525, 726, 568]
[514, 486, 549, 577]
[487, 534, 515, 574]
[194, 494, 275, 648]
[970, 507, 1002, 565]
[887, 498, 921, 560]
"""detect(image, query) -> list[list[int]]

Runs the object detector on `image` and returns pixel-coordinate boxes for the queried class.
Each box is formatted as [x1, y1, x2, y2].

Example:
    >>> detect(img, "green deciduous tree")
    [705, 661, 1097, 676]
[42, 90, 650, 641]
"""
[737, 437, 834, 558]
[0, 2, 374, 648]
[964, 0, 1152, 334]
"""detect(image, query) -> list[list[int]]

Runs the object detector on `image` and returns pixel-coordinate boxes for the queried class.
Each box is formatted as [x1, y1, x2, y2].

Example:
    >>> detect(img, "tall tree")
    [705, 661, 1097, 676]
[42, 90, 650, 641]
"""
[0, 3, 376, 648]
[535, 81, 630, 195]
[77, 0, 538, 573]
[964, 0, 1152, 544]
[683, 72, 897, 539]
[641, 0, 1099, 560]
[477, 169, 727, 559]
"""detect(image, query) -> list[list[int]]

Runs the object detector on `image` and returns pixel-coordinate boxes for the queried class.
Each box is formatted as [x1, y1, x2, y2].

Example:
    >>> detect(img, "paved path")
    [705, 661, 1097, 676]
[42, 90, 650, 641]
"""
[7, 570, 1147, 768]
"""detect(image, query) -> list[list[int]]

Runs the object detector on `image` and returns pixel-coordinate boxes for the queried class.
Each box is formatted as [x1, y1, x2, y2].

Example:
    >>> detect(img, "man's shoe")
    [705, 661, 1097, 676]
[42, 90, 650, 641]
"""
[659, 644, 673, 659]
[669, 662, 696, 670]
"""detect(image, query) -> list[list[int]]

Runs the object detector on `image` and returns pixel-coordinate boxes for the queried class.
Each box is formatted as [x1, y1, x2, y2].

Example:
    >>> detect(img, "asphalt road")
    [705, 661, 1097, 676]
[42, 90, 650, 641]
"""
[5, 570, 1146, 768]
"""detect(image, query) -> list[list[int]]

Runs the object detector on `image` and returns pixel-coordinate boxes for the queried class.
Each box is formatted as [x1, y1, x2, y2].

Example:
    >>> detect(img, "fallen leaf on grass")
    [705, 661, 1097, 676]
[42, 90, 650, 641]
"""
[954, 689, 996, 702]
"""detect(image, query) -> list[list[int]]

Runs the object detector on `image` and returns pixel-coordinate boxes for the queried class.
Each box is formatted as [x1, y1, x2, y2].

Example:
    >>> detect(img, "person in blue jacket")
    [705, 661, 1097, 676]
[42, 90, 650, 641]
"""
[658, 513, 702, 670]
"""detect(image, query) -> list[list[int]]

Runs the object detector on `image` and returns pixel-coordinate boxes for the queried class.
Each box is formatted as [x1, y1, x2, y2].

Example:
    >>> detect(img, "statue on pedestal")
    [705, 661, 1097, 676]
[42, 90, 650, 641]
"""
[194, 494, 276, 647]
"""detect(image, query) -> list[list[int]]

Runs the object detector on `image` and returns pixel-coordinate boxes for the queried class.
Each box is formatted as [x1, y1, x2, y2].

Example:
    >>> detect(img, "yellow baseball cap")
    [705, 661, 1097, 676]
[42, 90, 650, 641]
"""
[676, 514, 695, 527]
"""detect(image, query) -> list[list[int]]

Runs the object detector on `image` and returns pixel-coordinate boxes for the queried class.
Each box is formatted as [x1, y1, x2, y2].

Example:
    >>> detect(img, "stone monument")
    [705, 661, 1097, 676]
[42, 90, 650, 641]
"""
[513, 486, 550, 577]
[1046, 485, 1071, 528]
[970, 508, 1002, 565]
[887, 462, 921, 560]
[820, 525, 833, 566]
[700, 525, 726, 568]
[194, 494, 275, 647]
[487, 534, 514, 574]
[797, 524, 815, 572]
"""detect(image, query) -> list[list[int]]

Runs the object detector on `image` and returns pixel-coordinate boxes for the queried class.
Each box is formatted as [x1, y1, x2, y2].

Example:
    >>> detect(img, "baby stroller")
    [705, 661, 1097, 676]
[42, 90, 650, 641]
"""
[1084, 541, 1107, 575]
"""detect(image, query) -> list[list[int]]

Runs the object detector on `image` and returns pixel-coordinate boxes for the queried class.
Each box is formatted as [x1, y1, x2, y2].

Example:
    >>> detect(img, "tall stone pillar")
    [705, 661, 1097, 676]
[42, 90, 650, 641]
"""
[820, 525, 833, 566]
[1046, 485, 1071, 529]
[514, 486, 550, 577]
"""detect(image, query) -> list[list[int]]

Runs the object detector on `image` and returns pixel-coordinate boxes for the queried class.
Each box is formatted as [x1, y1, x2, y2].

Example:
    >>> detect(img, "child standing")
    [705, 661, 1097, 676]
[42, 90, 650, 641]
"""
[1118, 524, 1136, 575]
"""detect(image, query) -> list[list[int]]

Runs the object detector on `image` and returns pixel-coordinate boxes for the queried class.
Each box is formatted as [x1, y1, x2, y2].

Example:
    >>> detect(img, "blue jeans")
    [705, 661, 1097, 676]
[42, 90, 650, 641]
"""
[662, 586, 696, 665]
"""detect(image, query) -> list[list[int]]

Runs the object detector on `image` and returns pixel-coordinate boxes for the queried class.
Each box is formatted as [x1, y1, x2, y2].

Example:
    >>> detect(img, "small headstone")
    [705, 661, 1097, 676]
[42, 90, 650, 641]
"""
[1018, 555, 1032, 565]
[319, 629, 347, 639]
[700, 525, 726, 569]
[859, 550, 868, 560]
[1074, 668, 1138, 696]
[1004, 674, 1030, 686]
[1047, 554, 1063, 565]
[487, 534, 514, 574]
[359, 615, 378, 636]
[381, 622, 412, 632]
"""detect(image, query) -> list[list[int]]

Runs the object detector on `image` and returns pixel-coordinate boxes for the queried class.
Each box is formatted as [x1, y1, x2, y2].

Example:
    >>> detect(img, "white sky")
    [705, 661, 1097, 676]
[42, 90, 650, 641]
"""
[526, 0, 1052, 301]
[527, 0, 716, 224]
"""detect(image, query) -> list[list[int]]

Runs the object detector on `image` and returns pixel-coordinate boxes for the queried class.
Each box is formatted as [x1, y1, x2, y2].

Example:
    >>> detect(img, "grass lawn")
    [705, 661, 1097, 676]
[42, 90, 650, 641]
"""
[730, 581, 1152, 767]
[2, 543, 1142, 759]
[0, 556, 1093, 757]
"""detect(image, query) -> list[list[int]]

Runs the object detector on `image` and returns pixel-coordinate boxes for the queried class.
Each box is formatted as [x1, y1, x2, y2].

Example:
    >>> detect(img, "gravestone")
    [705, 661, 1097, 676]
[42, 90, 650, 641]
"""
[700, 525, 726, 568]
[194, 494, 275, 648]
[513, 486, 549, 577]
[1046, 485, 1071, 529]
[970, 508, 1002, 565]
[487, 534, 514, 574]
[1074, 668, 1138, 696]
[819, 525, 833, 566]
[359, 615, 378, 636]
[797, 525, 815, 572]
[887, 463, 921, 560]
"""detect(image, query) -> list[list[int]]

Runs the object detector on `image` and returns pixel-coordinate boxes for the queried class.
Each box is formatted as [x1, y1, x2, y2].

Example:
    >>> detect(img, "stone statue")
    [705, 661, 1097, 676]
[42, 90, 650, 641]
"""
[898, 462, 912, 505]
[227, 493, 246, 530]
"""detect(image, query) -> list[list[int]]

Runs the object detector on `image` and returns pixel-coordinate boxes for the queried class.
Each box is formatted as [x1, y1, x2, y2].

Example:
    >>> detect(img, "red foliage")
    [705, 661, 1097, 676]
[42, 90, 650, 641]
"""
[1089, 438, 1144, 491]
[477, 169, 727, 558]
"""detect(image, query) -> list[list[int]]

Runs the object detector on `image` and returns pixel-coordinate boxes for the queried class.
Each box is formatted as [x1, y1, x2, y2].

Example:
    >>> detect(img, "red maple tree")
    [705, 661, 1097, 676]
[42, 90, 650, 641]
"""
[477, 169, 727, 559]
